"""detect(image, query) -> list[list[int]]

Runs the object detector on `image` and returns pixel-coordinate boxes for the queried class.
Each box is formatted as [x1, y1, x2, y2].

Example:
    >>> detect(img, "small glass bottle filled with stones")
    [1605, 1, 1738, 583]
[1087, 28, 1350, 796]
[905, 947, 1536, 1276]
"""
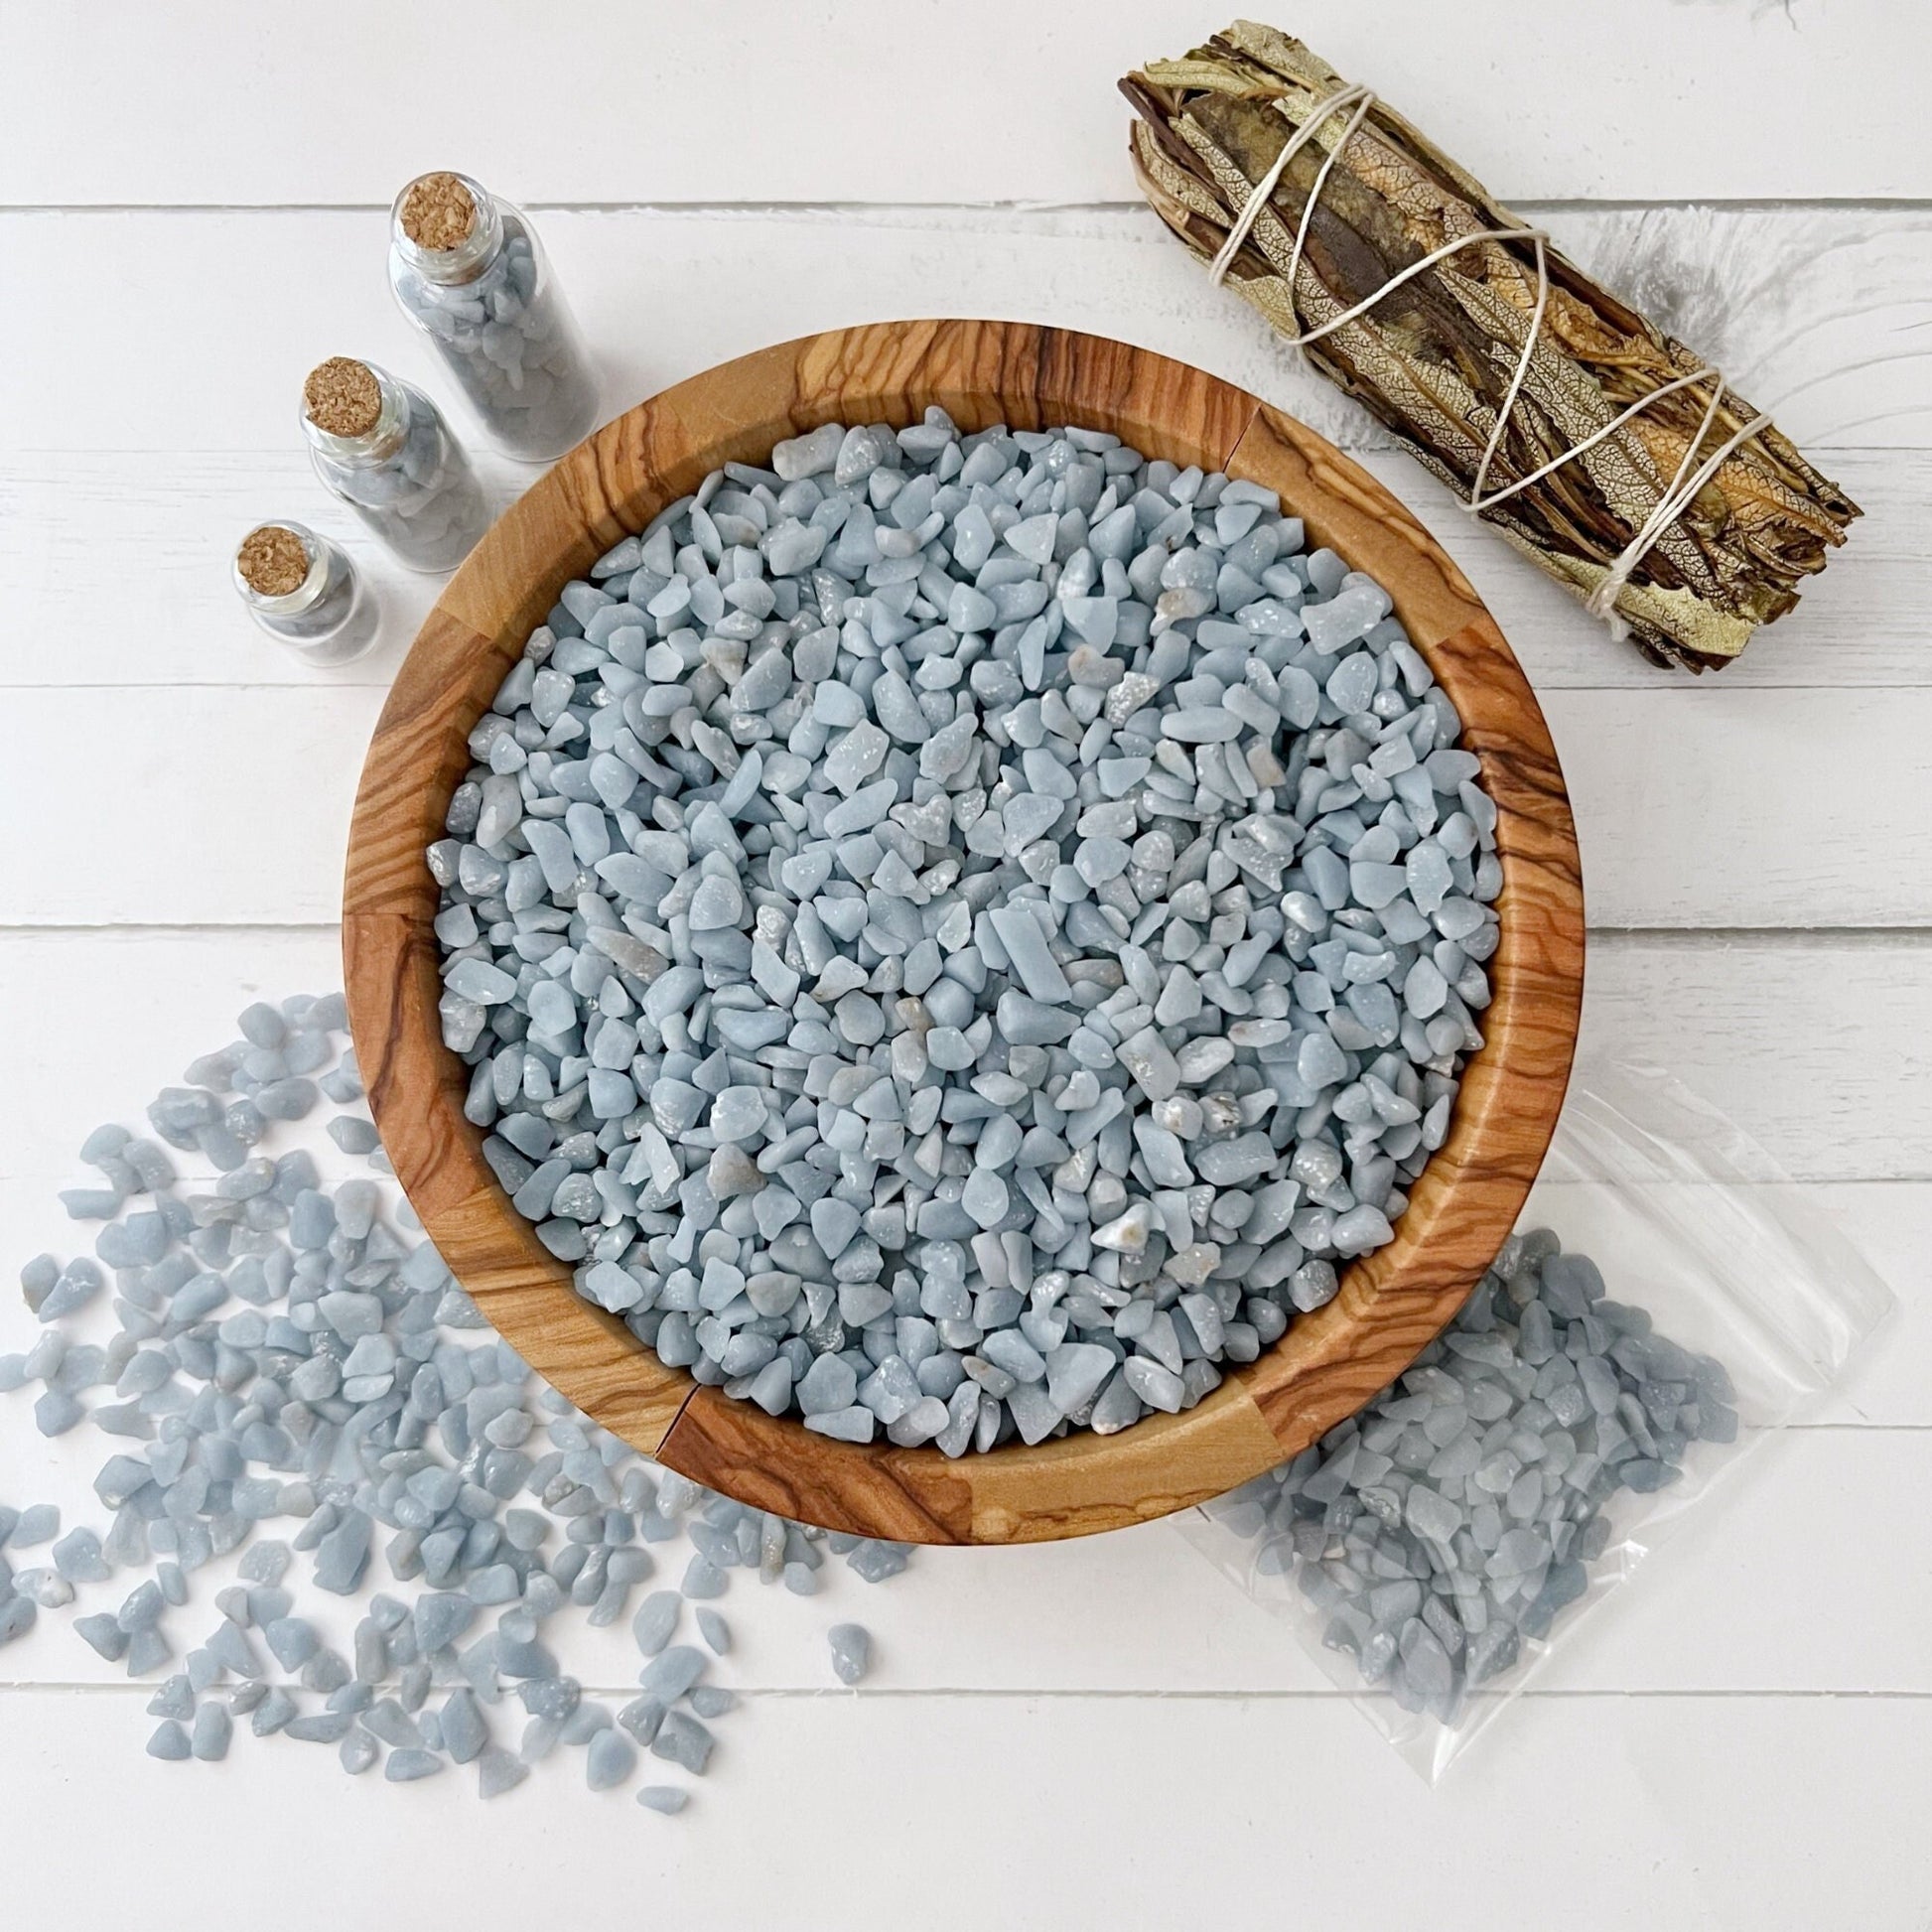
[231, 520, 379, 666]
[387, 170, 601, 463]
[300, 356, 491, 573]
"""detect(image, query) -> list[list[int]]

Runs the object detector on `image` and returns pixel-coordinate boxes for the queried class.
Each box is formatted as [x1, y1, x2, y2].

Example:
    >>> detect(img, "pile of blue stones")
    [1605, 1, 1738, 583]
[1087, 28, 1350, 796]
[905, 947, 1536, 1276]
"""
[431, 411, 1504, 1453]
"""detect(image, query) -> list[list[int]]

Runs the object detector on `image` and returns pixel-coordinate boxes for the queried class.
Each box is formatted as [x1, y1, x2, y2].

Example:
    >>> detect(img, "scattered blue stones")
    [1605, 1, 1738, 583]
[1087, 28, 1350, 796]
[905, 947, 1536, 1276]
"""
[650, 1710, 715, 1776]
[640, 1644, 708, 1704]
[325, 1115, 382, 1157]
[433, 417, 1502, 1453]
[586, 1725, 636, 1790]
[114, 1583, 164, 1635]
[827, 1622, 871, 1686]
[2, 993, 915, 1812]
[190, 1704, 232, 1762]
[74, 1612, 129, 1661]
[11, 1503, 60, 1548]
[147, 1720, 192, 1761]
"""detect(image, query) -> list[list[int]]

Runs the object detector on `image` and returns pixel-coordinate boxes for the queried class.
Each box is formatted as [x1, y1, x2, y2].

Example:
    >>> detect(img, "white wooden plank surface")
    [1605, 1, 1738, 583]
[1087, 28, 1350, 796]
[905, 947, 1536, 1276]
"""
[1, 1690, 1930, 1932]
[4, 0, 1926, 206]
[4, 5, 1929, 1917]
[1, 1375, 1920, 1698]
[4, 204, 1920, 712]
[4, 445, 1924, 691]
[5, 682, 1928, 930]
[5, 207, 1925, 457]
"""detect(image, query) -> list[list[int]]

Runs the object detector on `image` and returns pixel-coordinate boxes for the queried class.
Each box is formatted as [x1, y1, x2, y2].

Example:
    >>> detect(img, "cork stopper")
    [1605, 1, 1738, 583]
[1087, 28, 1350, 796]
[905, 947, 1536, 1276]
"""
[236, 525, 311, 598]
[399, 172, 478, 252]
[304, 357, 382, 439]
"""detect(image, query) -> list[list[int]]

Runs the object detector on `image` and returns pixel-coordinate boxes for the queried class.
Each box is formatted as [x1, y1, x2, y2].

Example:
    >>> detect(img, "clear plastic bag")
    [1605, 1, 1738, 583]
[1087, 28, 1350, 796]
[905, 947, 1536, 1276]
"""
[1178, 1055, 1897, 1781]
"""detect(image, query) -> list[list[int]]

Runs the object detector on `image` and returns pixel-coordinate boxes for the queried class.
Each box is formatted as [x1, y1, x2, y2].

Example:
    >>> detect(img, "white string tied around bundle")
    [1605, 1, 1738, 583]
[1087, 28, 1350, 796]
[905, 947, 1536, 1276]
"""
[1205, 82, 1772, 627]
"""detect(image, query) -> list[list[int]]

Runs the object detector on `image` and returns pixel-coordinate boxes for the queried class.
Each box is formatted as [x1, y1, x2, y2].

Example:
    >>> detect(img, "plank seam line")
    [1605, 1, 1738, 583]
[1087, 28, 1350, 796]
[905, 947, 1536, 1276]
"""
[15, 678, 1932, 696]
[0, 1681, 1926, 1701]
[6, 923, 1931, 942]
[5, 197, 1932, 216]
[7, 680, 1928, 701]
[5, 443, 1920, 458]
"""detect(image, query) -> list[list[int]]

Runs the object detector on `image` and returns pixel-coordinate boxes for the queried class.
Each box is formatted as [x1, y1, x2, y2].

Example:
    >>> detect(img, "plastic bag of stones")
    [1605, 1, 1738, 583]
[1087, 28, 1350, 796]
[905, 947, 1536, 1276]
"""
[1175, 1057, 1895, 1780]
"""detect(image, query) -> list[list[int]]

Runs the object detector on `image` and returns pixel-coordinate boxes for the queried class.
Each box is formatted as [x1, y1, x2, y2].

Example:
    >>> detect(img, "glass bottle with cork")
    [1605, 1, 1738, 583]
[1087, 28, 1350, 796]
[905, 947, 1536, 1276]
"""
[231, 521, 379, 665]
[387, 170, 601, 464]
[300, 356, 490, 573]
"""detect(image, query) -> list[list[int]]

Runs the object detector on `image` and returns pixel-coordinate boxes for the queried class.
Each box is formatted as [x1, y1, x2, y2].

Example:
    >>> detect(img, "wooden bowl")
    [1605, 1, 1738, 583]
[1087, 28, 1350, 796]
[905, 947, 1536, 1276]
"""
[345, 320, 1584, 1545]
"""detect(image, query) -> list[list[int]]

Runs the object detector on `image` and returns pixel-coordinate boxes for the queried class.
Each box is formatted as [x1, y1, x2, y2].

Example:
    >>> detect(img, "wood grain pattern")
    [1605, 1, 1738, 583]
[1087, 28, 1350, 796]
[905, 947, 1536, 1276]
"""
[1221, 407, 1586, 1453]
[343, 320, 1585, 1543]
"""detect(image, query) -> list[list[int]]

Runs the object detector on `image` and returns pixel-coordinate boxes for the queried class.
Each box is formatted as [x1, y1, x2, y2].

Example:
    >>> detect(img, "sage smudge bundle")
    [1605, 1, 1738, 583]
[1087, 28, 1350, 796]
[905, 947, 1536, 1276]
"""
[1122, 21, 1860, 671]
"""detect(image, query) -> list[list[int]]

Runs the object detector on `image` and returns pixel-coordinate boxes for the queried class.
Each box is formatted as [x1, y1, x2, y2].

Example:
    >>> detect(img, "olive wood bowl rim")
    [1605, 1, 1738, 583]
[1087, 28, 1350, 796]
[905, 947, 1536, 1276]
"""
[343, 318, 1586, 1546]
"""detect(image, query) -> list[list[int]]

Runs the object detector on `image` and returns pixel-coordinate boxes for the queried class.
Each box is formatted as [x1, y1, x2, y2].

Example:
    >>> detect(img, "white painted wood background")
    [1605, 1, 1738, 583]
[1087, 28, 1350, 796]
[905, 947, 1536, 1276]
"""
[2, 3, 1929, 1925]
